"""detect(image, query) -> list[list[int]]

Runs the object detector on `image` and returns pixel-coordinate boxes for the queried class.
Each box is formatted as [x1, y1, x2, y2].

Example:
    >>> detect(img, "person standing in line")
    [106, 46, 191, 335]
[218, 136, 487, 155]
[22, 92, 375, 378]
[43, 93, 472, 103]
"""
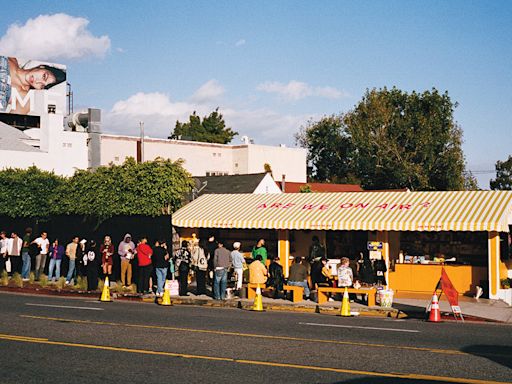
[21, 227, 33, 281]
[7, 232, 23, 275]
[0, 231, 8, 273]
[206, 235, 217, 286]
[136, 237, 153, 294]
[65, 236, 79, 285]
[287, 256, 310, 300]
[195, 240, 208, 295]
[308, 235, 326, 263]
[85, 240, 99, 291]
[252, 238, 268, 266]
[174, 240, 191, 296]
[152, 240, 170, 297]
[100, 236, 114, 279]
[213, 240, 232, 300]
[118, 234, 135, 288]
[48, 239, 64, 282]
[231, 242, 245, 292]
[32, 231, 49, 280]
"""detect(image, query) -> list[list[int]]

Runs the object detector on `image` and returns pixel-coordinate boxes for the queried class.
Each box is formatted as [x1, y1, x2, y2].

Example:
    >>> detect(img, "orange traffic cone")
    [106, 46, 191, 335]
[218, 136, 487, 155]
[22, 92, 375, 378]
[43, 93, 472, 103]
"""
[428, 293, 441, 322]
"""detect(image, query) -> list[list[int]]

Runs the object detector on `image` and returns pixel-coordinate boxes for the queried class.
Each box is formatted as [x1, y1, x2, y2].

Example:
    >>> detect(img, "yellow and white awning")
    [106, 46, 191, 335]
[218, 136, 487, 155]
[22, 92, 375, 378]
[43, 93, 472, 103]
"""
[172, 191, 512, 232]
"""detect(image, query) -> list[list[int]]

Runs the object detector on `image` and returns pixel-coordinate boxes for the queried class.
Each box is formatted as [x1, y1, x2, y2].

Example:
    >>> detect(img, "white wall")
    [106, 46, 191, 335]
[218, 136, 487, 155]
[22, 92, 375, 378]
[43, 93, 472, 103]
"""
[246, 144, 307, 183]
[0, 113, 89, 176]
[99, 135, 307, 182]
[253, 173, 283, 194]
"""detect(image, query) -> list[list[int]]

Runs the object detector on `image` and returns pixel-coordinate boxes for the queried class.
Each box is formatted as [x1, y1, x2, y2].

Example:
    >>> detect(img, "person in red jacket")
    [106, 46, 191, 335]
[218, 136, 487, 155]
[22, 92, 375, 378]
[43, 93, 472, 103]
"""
[136, 237, 153, 294]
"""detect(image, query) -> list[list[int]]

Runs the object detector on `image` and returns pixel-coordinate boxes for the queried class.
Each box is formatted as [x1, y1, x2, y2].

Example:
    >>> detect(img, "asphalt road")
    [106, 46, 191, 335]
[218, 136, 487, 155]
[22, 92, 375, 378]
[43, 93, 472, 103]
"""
[0, 292, 511, 384]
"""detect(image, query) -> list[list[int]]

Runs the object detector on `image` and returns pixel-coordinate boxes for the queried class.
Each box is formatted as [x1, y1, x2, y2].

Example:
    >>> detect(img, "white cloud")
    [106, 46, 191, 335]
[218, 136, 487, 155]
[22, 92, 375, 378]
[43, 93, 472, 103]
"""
[190, 79, 225, 103]
[0, 13, 110, 61]
[235, 39, 246, 47]
[256, 80, 347, 101]
[103, 80, 313, 146]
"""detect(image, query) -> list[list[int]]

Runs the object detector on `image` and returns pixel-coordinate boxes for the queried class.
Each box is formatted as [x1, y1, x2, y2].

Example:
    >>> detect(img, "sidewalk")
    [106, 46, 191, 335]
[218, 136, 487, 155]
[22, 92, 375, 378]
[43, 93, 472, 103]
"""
[2, 283, 511, 322]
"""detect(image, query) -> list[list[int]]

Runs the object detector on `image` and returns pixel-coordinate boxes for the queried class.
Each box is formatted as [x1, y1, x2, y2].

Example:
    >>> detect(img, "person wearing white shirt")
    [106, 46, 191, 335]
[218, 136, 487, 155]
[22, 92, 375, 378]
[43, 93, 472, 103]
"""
[0, 231, 8, 274]
[7, 232, 23, 275]
[33, 231, 49, 280]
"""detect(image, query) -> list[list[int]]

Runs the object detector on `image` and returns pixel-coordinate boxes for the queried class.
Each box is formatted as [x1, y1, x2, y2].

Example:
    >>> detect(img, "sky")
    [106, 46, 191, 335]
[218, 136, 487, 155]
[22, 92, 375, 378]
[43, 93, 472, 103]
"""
[1, 0, 511, 188]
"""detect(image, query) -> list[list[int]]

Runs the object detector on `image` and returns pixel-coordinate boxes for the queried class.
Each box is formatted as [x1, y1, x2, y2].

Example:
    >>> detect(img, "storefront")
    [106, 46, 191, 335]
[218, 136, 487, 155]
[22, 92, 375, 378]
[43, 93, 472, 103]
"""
[172, 190, 512, 300]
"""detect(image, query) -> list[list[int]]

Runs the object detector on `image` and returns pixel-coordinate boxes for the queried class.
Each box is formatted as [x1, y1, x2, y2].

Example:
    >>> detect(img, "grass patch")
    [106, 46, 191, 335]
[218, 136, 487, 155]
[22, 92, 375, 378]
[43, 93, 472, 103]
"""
[0, 270, 8, 286]
[73, 276, 88, 291]
[98, 279, 104, 292]
[55, 277, 66, 289]
[29, 272, 35, 284]
[126, 284, 137, 294]
[39, 274, 48, 287]
[12, 273, 23, 288]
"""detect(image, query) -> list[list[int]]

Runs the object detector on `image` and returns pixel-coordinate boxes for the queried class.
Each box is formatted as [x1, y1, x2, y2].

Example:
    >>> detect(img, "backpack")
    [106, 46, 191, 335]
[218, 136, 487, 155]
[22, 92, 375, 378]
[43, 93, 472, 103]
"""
[197, 248, 208, 271]
[28, 242, 39, 257]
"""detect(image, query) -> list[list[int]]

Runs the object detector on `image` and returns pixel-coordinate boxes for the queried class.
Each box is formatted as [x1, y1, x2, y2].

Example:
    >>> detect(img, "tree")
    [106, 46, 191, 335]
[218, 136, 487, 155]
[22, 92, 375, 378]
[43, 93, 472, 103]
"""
[0, 166, 65, 220]
[490, 155, 512, 190]
[294, 115, 355, 183]
[58, 158, 194, 226]
[172, 108, 238, 144]
[296, 87, 475, 190]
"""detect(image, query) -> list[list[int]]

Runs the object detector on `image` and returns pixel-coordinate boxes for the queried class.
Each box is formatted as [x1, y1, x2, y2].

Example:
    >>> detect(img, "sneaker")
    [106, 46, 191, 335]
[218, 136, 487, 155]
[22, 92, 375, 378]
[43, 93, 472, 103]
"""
[65, 281, 70, 285]
[22, 278, 29, 282]
[328, 297, 335, 302]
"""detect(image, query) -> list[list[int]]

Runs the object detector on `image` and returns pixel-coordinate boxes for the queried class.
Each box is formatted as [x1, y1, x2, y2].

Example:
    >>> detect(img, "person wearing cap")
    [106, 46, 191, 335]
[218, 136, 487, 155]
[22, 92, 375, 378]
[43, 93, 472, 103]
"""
[213, 240, 232, 300]
[65, 236, 79, 285]
[118, 234, 135, 287]
[231, 242, 245, 291]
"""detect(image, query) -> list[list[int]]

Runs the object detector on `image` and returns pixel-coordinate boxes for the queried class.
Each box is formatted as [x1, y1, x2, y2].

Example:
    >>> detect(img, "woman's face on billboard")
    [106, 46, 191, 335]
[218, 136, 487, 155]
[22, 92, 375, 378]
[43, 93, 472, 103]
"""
[26, 68, 56, 90]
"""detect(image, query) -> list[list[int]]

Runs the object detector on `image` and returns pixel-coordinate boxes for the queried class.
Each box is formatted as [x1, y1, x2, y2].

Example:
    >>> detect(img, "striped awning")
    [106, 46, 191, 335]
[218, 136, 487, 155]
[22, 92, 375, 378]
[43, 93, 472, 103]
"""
[172, 191, 512, 232]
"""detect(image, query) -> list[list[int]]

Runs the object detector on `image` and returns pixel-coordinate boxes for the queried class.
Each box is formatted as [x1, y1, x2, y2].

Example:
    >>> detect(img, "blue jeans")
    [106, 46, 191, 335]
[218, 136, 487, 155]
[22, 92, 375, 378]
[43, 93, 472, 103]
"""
[213, 268, 228, 300]
[66, 259, 76, 283]
[288, 280, 310, 298]
[48, 259, 61, 281]
[21, 251, 31, 279]
[155, 267, 168, 294]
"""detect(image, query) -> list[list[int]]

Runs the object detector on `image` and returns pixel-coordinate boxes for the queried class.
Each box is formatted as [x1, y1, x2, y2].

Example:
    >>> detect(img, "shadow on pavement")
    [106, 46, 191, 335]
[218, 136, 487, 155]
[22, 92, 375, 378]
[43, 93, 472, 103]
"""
[392, 302, 427, 319]
[461, 344, 512, 370]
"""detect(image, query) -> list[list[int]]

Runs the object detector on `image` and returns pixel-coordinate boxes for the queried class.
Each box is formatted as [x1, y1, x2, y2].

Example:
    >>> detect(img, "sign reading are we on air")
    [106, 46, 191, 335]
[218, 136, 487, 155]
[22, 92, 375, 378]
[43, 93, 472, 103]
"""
[256, 201, 432, 211]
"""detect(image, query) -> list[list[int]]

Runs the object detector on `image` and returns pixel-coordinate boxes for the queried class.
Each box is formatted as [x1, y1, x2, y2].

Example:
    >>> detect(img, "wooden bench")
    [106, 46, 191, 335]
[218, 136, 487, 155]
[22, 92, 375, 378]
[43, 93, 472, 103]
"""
[317, 287, 377, 306]
[247, 283, 305, 303]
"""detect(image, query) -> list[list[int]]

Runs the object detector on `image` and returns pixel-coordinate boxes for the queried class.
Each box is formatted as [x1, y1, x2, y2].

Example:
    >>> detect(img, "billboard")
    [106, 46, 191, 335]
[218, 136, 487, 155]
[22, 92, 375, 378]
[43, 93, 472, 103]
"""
[0, 56, 67, 116]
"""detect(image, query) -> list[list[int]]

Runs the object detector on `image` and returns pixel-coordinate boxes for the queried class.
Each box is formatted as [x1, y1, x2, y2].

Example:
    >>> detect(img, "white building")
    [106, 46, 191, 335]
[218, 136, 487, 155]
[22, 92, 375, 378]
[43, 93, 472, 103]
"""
[96, 134, 307, 182]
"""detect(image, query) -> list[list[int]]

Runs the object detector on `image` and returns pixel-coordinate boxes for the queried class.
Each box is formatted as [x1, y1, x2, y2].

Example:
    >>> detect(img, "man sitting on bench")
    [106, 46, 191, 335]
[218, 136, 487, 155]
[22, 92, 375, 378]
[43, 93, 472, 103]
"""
[287, 256, 310, 300]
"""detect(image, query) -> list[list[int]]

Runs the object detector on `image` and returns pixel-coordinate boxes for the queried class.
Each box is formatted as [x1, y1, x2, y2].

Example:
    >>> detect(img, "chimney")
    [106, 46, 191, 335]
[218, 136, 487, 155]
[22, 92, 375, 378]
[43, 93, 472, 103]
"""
[281, 174, 286, 192]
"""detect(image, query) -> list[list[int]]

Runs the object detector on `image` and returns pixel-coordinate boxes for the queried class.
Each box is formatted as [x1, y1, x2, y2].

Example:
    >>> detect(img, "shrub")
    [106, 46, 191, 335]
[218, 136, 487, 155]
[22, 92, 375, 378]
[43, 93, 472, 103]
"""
[12, 273, 23, 288]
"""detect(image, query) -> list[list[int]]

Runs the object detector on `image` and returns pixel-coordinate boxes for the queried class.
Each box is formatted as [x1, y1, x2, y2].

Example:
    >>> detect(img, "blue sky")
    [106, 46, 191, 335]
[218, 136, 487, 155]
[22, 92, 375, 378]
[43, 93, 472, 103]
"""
[1, 1, 511, 188]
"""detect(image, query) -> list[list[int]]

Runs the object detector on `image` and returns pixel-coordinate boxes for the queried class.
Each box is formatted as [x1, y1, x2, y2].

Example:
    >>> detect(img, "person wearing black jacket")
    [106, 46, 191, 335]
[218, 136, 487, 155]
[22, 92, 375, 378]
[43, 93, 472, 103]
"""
[174, 241, 191, 296]
[267, 255, 284, 299]
[153, 240, 170, 297]
[85, 241, 99, 291]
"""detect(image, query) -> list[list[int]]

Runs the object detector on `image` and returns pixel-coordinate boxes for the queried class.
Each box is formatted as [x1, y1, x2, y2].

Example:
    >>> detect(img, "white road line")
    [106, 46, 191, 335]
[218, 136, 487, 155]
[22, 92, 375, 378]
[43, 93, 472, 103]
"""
[26, 303, 104, 311]
[299, 322, 420, 333]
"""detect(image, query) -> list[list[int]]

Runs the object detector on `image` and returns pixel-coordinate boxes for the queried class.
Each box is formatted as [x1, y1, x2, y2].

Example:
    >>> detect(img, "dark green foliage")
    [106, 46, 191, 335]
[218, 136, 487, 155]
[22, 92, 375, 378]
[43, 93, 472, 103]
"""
[0, 166, 66, 219]
[0, 159, 194, 224]
[172, 108, 238, 144]
[296, 87, 475, 191]
[490, 155, 512, 190]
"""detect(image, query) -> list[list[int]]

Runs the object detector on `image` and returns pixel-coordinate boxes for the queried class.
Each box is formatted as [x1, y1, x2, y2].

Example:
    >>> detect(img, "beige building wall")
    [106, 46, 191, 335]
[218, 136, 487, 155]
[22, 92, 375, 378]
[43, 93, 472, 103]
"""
[98, 135, 307, 182]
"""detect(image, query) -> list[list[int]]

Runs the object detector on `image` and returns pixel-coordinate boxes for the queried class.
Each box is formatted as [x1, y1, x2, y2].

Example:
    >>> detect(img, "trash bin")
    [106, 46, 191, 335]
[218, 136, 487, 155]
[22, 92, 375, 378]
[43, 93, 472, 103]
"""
[378, 289, 394, 308]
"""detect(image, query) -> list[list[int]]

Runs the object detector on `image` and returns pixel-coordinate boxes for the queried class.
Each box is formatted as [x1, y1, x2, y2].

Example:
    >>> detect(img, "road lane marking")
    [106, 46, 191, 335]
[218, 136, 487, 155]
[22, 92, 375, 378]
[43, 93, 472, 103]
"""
[25, 303, 104, 311]
[0, 332, 506, 384]
[20, 315, 465, 356]
[299, 322, 420, 333]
